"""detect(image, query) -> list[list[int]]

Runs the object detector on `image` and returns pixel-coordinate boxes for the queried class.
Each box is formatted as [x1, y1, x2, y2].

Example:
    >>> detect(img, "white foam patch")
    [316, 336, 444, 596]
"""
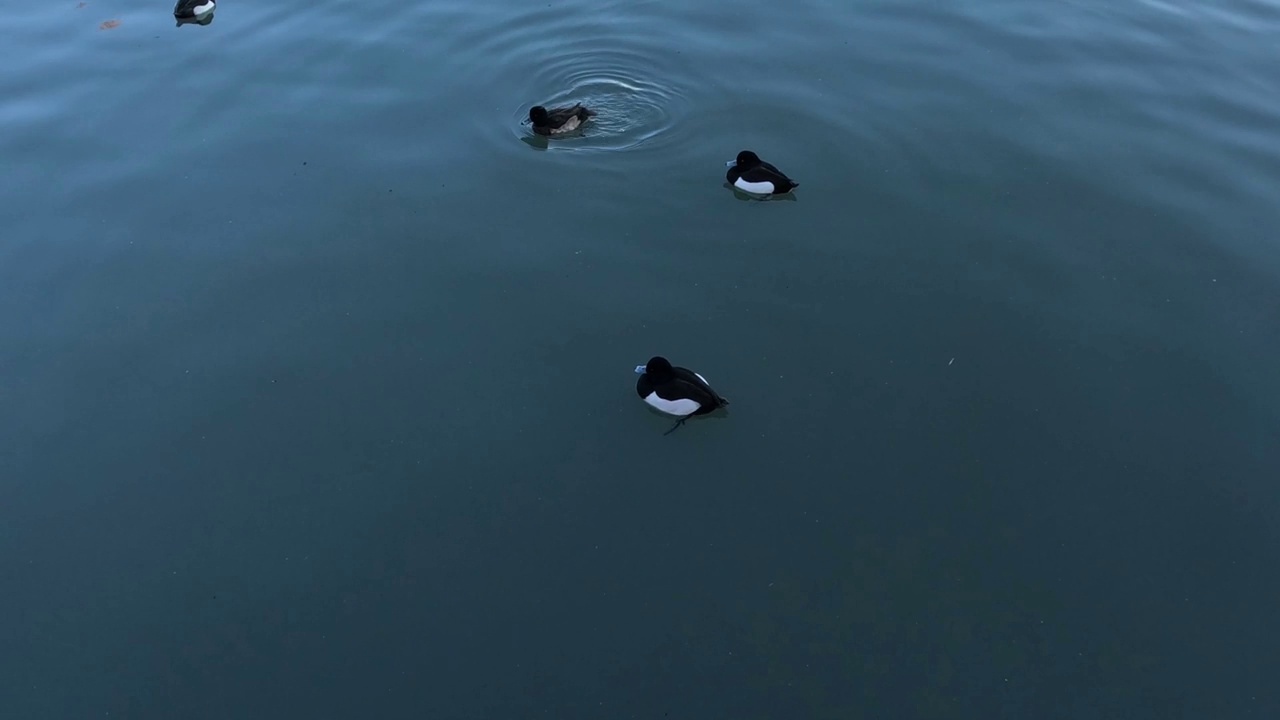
[643, 393, 700, 417]
[734, 177, 776, 194]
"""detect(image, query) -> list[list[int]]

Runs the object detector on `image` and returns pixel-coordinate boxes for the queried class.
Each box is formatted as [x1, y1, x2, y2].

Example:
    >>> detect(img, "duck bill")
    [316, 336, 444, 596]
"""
[725, 160, 736, 167]
[634, 365, 647, 374]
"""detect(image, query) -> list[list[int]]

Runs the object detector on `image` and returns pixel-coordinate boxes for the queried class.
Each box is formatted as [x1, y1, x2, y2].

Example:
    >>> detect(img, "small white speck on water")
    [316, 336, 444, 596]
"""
[948, 357, 955, 366]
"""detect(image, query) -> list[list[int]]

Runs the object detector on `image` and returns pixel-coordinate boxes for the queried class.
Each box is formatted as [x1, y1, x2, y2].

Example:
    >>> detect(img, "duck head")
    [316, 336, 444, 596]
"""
[635, 356, 675, 380]
[726, 150, 762, 168]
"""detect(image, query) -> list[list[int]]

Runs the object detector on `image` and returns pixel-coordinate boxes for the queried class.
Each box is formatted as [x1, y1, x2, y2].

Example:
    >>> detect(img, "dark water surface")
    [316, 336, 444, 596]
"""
[3, 0, 1279, 717]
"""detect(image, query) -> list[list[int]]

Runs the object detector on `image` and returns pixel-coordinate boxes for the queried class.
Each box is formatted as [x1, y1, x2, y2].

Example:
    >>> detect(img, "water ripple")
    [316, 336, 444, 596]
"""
[438, 4, 693, 155]
[511, 54, 688, 153]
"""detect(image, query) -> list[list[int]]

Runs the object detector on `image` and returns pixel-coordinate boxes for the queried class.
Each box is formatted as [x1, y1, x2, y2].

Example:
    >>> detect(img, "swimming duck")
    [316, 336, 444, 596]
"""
[174, 0, 215, 19]
[725, 150, 799, 196]
[634, 356, 730, 434]
[528, 104, 594, 136]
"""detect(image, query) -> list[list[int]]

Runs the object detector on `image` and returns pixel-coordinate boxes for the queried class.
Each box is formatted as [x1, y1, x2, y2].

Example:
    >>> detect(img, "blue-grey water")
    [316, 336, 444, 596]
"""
[3, 1, 1279, 717]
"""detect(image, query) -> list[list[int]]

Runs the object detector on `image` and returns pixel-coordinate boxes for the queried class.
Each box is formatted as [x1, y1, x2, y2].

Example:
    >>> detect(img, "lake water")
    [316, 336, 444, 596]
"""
[3, 0, 1279, 717]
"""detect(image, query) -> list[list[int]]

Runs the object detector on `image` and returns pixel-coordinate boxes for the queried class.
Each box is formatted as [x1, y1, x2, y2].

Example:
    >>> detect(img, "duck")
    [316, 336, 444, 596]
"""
[528, 104, 594, 136]
[173, 0, 215, 19]
[175, 14, 214, 26]
[634, 356, 730, 434]
[725, 150, 799, 196]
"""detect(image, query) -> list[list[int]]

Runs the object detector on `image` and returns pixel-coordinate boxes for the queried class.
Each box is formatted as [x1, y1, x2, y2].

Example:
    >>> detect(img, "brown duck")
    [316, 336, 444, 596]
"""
[527, 104, 595, 136]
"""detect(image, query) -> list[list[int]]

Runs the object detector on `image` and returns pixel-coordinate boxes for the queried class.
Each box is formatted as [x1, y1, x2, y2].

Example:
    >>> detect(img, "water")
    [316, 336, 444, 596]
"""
[2, 0, 1278, 717]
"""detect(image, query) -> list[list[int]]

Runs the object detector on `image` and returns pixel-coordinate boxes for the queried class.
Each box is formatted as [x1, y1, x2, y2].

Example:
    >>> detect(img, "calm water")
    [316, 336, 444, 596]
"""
[3, 0, 1279, 717]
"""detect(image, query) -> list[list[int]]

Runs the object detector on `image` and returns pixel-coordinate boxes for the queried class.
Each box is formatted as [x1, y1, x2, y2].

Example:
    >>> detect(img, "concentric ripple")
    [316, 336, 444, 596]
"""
[434, 3, 694, 156]
[509, 48, 690, 153]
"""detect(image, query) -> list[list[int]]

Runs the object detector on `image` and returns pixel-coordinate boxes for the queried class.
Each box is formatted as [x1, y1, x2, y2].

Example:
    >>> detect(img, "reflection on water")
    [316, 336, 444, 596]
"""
[519, 133, 550, 151]
[722, 182, 800, 202]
